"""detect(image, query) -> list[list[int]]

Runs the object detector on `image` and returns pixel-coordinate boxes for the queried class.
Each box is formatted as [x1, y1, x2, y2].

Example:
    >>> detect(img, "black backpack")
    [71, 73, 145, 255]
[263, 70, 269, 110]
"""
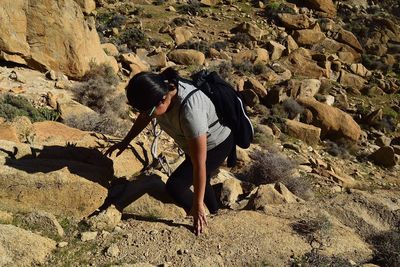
[179, 70, 254, 166]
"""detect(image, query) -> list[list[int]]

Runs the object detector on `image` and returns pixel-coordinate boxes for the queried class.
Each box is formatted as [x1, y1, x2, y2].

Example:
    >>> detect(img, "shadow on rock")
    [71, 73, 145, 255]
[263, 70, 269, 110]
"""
[96, 172, 187, 220]
[5, 145, 115, 187]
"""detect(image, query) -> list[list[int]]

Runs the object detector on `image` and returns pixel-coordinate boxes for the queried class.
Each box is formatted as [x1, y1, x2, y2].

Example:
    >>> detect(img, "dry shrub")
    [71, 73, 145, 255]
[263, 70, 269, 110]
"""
[368, 231, 400, 267]
[244, 149, 297, 185]
[65, 112, 130, 138]
[179, 0, 204, 16]
[252, 125, 275, 149]
[242, 150, 313, 200]
[292, 215, 332, 243]
[325, 138, 359, 159]
[291, 250, 352, 267]
[230, 33, 253, 48]
[282, 98, 304, 119]
[70, 63, 131, 137]
[282, 176, 314, 200]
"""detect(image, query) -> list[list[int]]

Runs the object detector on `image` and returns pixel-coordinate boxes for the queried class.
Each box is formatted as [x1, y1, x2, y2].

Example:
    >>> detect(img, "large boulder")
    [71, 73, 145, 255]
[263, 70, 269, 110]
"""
[0, 163, 108, 218]
[267, 41, 286, 61]
[168, 49, 205, 65]
[0, 224, 56, 267]
[0, 124, 19, 142]
[220, 178, 244, 207]
[200, 0, 220, 6]
[231, 22, 264, 41]
[302, 0, 337, 17]
[250, 183, 303, 211]
[0, 0, 117, 78]
[119, 173, 186, 219]
[280, 48, 327, 79]
[339, 70, 367, 90]
[314, 38, 361, 62]
[32, 121, 148, 179]
[337, 29, 363, 52]
[297, 97, 362, 141]
[285, 119, 321, 146]
[293, 30, 326, 46]
[172, 27, 193, 46]
[288, 78, 321, 98]
[278, 14, 313, 30]
[232, 48, 270, 65]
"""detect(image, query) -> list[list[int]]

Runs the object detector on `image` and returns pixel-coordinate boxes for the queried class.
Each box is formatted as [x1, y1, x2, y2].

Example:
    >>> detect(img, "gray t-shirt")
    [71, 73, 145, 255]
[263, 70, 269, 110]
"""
[157, 80, 231, 153]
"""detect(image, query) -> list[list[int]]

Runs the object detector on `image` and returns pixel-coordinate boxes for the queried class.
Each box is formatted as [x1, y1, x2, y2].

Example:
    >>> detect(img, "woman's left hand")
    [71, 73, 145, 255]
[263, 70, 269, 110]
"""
[190, 204, 208, 236]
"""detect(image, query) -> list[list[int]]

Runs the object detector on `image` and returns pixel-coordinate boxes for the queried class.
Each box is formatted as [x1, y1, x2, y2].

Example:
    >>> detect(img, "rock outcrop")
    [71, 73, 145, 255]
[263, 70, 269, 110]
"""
[0, 224, 56, 266]
[0, 0, 117, 78]
[297, 97, 362, 141]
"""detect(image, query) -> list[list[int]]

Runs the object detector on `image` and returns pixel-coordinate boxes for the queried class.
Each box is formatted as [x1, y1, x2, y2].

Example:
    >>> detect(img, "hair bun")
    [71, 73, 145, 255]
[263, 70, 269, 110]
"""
[160, 67, 179, 88]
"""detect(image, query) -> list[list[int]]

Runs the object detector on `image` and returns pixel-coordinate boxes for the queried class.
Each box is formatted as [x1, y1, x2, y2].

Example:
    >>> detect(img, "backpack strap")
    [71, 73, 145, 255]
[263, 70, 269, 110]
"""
[178, 87, 219, 133]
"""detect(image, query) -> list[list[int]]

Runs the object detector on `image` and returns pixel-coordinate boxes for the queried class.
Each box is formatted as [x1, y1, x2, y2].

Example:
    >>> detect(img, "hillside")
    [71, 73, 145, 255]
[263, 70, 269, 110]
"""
[0, 0, 399, 266]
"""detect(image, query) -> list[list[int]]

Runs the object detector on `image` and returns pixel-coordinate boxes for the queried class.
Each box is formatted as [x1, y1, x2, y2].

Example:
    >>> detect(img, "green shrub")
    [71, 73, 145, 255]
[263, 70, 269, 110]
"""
[265, 0, 296, 21]
[0, 94, 59, 122]
[115, 27, 150, 51]
[178, 1, 204, 16]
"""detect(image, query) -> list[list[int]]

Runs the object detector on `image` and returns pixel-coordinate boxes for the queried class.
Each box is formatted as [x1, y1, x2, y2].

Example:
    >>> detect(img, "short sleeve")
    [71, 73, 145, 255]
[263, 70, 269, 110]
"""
[180, 101, 208, 139]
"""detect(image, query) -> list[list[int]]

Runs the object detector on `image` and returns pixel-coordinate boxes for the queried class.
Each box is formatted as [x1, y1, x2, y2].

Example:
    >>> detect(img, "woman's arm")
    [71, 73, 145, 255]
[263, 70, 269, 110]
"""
[104, 112, 152, 157]
[187, 134, 208, 235]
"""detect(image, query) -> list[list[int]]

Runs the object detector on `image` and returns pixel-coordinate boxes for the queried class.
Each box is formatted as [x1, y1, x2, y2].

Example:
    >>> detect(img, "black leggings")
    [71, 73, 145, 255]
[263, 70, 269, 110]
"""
[166, 133, 234, 214]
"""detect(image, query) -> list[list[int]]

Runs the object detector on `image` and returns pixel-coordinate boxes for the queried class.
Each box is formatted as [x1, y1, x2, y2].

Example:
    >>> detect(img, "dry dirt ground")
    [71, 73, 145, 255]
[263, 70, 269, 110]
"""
[41, 187, 399, 267]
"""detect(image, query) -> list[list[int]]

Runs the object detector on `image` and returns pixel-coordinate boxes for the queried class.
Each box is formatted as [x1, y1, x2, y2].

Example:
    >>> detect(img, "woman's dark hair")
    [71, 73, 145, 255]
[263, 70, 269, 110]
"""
[126, 68, 180, 112]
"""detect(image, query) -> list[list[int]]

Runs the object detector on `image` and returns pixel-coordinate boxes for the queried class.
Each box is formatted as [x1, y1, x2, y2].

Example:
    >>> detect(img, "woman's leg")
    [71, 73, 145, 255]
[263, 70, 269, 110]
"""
[166, 133, 234, 214]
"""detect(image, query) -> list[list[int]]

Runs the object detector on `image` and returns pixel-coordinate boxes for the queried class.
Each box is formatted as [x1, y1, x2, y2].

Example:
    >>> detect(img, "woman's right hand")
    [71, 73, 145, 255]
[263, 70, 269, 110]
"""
[104, 141, 129, 157]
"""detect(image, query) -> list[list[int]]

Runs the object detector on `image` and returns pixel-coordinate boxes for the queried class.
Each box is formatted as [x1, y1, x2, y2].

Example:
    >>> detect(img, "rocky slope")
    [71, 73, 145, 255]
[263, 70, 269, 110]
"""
[0, 0, 399, 266]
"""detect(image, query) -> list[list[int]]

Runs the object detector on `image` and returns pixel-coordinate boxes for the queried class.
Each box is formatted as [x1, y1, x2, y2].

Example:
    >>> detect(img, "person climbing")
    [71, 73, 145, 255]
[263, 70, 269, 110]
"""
[104, 68, 234, 235]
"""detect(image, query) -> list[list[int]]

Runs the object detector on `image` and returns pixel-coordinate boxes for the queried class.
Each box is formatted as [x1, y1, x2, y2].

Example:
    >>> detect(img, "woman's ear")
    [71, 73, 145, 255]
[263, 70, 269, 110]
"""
[168, 83, 177, 91]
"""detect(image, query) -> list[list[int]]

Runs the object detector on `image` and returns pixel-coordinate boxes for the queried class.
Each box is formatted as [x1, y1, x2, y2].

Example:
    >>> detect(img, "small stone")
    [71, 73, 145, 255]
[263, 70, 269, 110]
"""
[46, 70, 57, 81]
[167, 6, 176, 12]
[80, 231, 98, 241]
[150, 230, 159, 235]
[55, 80, 68, 89]
[57, 241, 68, 248]
[9, 71, 26, 83]
[331, 186, 342, 193]
[89, 205, 121, 231]
[114, 226, 123, 233]
[105, 244, 120, 257]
